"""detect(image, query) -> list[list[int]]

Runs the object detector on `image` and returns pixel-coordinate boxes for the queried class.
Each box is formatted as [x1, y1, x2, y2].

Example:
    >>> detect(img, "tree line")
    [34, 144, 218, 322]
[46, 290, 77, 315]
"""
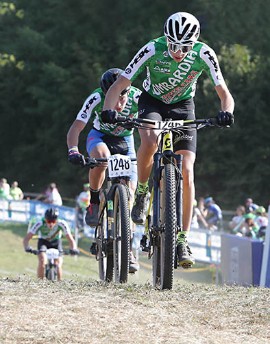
[0, 0, 269, 208]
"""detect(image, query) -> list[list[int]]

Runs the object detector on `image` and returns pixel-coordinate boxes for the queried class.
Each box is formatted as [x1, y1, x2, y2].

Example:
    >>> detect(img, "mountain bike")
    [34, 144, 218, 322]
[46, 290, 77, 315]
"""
[29, 248, 77, 281]
[115, 115, 219, 289]
[86, 154, 136, 283]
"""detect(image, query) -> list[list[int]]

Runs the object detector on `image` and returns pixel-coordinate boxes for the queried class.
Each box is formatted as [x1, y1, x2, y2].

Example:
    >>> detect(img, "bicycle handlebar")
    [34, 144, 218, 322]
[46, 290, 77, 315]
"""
[83, 156, 137, 168]
[27, 249, 79, 256]
[115, 116, 219, 129]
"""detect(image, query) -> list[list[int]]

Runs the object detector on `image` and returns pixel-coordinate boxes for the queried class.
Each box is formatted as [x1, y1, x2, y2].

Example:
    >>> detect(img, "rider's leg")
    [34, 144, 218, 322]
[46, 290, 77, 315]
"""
[176, 150, 196, 233]
[56, 256, 63, 281]
[131, 128, 158, 224]
[37, 252, 46, 279]
[89, 143, 110, 190]
[85, 143, 110, 226]
[175, 149, 196, 267]
[136, 127, 159, 184]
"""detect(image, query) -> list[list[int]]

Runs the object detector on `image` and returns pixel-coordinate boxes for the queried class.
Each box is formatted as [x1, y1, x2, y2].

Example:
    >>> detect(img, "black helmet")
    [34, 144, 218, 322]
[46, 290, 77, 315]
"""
[45, 208, 59, 221]
[100, 68, 123, 95]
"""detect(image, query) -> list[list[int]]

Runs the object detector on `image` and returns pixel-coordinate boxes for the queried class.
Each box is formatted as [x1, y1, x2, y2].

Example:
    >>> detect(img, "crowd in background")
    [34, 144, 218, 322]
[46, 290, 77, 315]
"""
[191, 195, 268, 241]
[0, 178, 62, 206]
[1, 176, 269, 240]
[0, 178, 24, 201]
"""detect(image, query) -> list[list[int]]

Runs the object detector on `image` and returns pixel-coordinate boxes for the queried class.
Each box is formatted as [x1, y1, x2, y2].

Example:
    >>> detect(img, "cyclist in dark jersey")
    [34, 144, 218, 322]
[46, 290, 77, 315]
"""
[101, 12, 235, 268]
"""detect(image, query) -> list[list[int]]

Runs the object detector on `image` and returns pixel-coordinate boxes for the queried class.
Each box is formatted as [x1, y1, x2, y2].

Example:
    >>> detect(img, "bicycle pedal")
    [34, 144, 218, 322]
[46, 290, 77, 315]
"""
[90, 242, 97, 255]
[181, 262, 192, 269]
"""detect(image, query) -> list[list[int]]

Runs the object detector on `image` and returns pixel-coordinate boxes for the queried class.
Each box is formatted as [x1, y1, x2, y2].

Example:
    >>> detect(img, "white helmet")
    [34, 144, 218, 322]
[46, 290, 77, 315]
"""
[164, 12, 200, 45]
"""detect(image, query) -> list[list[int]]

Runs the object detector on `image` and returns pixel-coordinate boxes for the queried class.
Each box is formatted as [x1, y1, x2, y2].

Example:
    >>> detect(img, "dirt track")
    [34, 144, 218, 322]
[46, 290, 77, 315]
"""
[1, 277, 270, 344]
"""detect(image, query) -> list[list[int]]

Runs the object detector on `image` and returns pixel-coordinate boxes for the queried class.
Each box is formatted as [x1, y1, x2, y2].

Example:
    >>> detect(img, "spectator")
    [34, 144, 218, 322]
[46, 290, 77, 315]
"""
[245, 197, 259, 214]
[202, 197, 223, 231]
[9, 181, 24, 200]
[76, 183, 90, 230]
[42, 183, 63, 206]
[241, 213, 259, 238]
[229, 205, 246, 233]
[0, 178, 11, 200]
[191, 199, 208, 229]
[255, 206, 268, 240]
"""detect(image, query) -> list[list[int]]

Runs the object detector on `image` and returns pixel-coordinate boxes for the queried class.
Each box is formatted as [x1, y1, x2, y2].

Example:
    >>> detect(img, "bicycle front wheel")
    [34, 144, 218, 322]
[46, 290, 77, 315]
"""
[113, 184, 130, 283]
[46, 265, 57, 281]
[97, 204, 113, 282]
[156, 163, 177, 290]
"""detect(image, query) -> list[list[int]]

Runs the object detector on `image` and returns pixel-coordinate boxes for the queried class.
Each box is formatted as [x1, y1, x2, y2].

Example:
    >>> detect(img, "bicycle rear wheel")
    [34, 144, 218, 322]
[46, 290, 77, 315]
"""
[97, 204, 113, 282]
[113, 184, 130, 283]
[157, 163, 177, 290]
[46, 265, 57, 281]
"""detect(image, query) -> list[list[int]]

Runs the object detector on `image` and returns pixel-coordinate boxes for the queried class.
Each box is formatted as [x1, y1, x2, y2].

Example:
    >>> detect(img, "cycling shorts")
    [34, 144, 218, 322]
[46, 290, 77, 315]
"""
[86, 129, 137, 183]
[38, 238, 63, 256]
[138, 91, 197, 153]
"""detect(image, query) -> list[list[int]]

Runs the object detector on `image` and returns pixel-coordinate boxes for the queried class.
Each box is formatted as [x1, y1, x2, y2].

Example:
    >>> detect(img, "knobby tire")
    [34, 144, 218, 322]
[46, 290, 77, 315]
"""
[158, 163, 177, 290]
[97, 204, 113, 282]
[113, 184, 130, 283]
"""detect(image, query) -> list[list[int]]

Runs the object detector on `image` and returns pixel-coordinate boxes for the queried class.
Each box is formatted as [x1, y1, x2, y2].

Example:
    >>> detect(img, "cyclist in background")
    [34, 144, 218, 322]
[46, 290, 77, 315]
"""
[67, 68, 141, 272]
[23, 208, 78, 280]
[101, 12, 235, 268]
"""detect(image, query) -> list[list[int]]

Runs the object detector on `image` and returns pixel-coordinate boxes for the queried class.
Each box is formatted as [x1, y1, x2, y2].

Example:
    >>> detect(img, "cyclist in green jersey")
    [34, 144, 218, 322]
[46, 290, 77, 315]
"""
[67, 68, 141, 272]
[101, 12, 235, 268]
[23, 208, 78, 280]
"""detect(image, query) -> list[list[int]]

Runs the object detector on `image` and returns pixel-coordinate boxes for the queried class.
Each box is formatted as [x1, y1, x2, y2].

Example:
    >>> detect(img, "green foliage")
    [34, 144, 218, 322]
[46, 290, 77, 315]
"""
[0, 1, 269, 208]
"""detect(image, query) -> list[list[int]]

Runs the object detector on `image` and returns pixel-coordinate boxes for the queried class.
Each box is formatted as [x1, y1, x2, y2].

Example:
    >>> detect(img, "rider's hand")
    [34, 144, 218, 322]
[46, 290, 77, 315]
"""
[216, 111, 234, 127]
[25, 246, 33, 253]
[69, 248, 80, 255]
[101, 110, 118, 124]
[68, 147, 86, 166]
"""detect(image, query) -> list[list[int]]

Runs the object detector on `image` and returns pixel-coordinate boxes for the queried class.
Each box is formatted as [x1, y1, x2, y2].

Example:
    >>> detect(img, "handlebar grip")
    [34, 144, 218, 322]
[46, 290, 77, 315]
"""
[115, 115, 127, 122]
[208, 117, 218, 126]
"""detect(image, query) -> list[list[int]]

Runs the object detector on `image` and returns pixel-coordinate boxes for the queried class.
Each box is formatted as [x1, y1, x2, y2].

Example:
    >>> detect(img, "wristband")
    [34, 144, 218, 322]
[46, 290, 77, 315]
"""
[68, 146, 79, 154]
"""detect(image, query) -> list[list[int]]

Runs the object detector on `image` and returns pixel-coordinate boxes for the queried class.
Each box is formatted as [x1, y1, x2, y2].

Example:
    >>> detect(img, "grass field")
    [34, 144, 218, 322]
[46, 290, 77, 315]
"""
[0, 221, 217, 284]
[1, 222, 270, 343]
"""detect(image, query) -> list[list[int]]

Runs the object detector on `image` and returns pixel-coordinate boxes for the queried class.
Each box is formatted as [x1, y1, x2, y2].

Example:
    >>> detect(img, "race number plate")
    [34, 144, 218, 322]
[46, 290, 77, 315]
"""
[107, 154, 132, 178]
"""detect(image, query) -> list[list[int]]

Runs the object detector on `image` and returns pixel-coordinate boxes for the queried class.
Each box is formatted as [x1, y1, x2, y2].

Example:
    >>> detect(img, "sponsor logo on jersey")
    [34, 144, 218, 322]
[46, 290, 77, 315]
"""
[125, 47, 151, 74]
[203, 50, 219, 72]
[81, 95, 98, 118]
[174, 130, 193, 142]
[153, 66, 170, 74]
[156, 59, 171, 66]
[151, 51, 199, 103]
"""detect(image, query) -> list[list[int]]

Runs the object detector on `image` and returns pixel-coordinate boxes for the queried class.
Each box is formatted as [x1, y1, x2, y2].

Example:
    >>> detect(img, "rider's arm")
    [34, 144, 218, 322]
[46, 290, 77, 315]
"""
[65, 232, 77, 250]
[215, 84, 235, 113]
[103, 75, 132, 110]
[67, 120, 86, 149]
[23, 232, 34, 250]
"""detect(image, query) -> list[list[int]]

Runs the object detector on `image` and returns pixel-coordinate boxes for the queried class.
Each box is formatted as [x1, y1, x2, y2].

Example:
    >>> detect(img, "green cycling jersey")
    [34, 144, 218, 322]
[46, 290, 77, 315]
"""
[76, 86, 141, 137]
[122, 36, 225, 104]
[28, 217, 71, 241]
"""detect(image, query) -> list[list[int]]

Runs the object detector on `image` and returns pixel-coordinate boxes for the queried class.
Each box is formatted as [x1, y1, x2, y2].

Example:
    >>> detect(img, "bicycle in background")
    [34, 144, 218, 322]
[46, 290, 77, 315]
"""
[28, 248, 78, 281]
[116, 116, 219, 289]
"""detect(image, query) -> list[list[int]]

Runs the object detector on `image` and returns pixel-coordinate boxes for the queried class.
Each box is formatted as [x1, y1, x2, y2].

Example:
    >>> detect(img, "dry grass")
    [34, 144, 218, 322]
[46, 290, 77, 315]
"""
[1, 276, 270, 344]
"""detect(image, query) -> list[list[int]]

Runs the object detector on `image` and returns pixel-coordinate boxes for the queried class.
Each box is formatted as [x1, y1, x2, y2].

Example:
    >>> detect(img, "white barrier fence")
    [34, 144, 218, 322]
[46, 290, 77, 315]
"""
[1, 199, 221, 265]
[0, 199, 76, 231]
[1, 199, 270, 286]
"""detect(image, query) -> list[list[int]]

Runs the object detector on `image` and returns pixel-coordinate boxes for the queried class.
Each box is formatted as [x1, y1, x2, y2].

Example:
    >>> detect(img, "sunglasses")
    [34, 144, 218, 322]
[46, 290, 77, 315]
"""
[46, 219, 56, 224]
[168, 43, 193, 54]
